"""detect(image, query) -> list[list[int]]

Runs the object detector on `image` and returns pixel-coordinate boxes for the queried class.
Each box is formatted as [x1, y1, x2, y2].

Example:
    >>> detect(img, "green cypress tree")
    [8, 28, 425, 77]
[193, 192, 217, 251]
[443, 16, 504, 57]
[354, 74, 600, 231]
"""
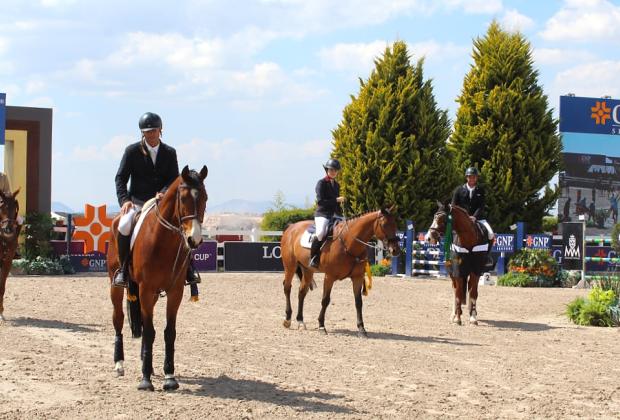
[450, 21, 562, 232]
[332, 41, 454, 227]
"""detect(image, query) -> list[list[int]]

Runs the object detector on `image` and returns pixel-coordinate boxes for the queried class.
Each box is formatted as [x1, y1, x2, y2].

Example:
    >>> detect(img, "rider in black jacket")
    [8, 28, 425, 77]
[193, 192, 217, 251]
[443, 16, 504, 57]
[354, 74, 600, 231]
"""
[310, 159, 345, 268]
[112, 112, 200, 288]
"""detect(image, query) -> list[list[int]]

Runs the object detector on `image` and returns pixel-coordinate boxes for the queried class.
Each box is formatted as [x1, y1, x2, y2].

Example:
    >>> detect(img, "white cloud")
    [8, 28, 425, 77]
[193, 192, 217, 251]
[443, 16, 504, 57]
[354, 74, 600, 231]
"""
[446, 0, 503, 14]
[533, 48, 597, 66]
[540, 0, 620, 42]
[501, 9, 535, 32]
[40, 0, 77, 7]
[0, 37, 8, 54]
[553, 60, 620, 99]
[25, 96, 54, 108]
[70, 135, 134, 161]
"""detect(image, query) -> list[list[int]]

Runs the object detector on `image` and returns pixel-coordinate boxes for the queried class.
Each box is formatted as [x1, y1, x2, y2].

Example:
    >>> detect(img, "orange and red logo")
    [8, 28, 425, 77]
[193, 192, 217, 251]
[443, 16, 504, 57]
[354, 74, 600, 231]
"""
[72, 204, 113, 253]
[591, 101, 611, 125]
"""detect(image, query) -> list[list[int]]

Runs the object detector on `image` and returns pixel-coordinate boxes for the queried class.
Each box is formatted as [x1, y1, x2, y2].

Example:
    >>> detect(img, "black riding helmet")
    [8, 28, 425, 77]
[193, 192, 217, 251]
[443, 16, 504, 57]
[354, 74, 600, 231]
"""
[465, 167, 479, 176]
[323, 158, 341, 171]
[139, 112, 162, 132]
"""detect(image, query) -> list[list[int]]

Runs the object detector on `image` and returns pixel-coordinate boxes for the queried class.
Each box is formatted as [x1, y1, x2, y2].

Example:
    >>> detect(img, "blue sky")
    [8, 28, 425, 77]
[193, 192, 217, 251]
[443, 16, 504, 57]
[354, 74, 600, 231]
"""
[1, 0, 620, 211]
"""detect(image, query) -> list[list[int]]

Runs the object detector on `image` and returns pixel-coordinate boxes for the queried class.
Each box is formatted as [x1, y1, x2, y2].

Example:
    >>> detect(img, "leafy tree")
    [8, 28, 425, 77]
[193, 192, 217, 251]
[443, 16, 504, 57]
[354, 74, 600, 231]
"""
[450, 21, 562, 231]
[332, 40, 455, 227]
[20, 212, 54, 260]
[261, 207, 315, 241]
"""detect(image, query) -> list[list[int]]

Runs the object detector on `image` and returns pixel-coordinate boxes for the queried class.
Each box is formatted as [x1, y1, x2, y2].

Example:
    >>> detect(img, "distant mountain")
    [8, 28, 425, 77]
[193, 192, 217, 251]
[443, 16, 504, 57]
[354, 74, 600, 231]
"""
[51, 201, 75, 213]
[208, 199, 273, 214]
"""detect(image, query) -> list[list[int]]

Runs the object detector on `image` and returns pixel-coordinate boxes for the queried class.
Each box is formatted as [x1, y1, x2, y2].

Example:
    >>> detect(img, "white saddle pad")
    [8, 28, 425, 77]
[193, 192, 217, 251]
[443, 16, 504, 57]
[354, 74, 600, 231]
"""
[300, 230, 315, 249]
[130, 198, 158, 250]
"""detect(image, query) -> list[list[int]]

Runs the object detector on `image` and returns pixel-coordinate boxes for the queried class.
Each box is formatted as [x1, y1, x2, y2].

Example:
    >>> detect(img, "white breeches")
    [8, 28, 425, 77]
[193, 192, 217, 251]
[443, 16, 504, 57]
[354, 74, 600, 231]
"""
[118, 206, 140, 236]
[314, 216, 330, 241]
[479, 219, 494, 240]
[17, 215, 23, 225]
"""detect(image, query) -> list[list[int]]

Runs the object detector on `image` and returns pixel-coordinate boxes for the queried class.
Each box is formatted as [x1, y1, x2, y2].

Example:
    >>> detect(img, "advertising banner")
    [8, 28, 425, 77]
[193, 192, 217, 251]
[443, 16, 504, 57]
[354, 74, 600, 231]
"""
[492, 234, 515, 253]
[191, 241, 218, 271]
[524, 234, 552, 250]
[559, 95, 620, 136]
[561, 222, 585, 270]
[224, 242, 283, 271]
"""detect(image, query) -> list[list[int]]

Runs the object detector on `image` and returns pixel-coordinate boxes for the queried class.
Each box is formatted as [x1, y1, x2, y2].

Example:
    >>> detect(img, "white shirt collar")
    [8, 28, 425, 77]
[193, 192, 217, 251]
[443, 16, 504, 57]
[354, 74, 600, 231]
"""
[465, 183, 476, 192]
[146, 142, 160, 154]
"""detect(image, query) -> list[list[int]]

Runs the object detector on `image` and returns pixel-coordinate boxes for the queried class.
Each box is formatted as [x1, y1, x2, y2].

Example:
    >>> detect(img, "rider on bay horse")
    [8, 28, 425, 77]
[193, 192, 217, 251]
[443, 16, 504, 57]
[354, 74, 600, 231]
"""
[0, 172, 23, 258]
[451, 167, 495, 263]
[112, 112, 200, 288]
[309, 158, 346, 268]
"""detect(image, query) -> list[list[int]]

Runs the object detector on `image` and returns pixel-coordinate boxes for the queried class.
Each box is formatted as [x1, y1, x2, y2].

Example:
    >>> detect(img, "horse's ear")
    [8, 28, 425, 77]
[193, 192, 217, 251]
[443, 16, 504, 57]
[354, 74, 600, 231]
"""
[12, 188, 20, 198]
[388, 204, 397, 214]
[436, 200, 444, 209]
[181, 165, 190, 179]
[199, 165, 208, 180]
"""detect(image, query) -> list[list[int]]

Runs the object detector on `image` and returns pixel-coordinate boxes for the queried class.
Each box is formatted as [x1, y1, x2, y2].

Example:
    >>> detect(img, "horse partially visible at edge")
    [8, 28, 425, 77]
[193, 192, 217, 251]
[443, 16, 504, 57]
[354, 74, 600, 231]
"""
[107, 165, 208, 391]
[280, 207, 400, 337]
[0, 189, 21, 322]
[425, 201, 488, 325]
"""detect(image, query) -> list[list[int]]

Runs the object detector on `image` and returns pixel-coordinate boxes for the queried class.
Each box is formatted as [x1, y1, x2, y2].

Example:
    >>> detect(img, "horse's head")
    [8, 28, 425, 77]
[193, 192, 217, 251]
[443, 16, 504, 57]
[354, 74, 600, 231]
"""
[178, 165, 208, 249]
[425, 200, 448, 245]
[0, 189, 20, 240]
[375, 205, 400, 256]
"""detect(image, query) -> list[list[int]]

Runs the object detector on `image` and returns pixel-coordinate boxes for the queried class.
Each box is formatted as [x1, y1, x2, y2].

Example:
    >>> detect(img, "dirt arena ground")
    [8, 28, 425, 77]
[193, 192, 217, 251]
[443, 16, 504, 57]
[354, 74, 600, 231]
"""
[0, 272, 619, 419]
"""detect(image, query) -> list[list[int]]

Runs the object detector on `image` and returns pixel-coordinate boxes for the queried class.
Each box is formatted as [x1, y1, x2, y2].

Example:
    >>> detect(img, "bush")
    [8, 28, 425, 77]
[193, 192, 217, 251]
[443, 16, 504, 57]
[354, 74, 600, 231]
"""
[261, 207, 315, 241]
[542, 216, 558, 233]
[370, 259, 392, 277]
[21, 212, 54, 260]
[566, 287, 619, 327]
[497, 271, 532, 287]
[612, 222, 620, 253]
[11, 256, 74, 275]
[595, 274, 620, 297]
[506, 248, 561, 287]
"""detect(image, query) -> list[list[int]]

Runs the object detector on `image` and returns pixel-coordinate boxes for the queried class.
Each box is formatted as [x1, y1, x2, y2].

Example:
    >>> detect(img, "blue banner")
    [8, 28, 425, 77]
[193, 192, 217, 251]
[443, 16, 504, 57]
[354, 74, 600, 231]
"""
[559, 95, 620, 136]
[0, 93, 5, 145]
[525, 234, 552, 249]
[493, 234, 515, 252]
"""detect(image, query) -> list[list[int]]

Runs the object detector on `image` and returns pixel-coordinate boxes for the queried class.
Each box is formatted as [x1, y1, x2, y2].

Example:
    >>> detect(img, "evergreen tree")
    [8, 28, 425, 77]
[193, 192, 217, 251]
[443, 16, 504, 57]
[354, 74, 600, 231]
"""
[332, 41, 455, 227]
[450, 21, 562, 232]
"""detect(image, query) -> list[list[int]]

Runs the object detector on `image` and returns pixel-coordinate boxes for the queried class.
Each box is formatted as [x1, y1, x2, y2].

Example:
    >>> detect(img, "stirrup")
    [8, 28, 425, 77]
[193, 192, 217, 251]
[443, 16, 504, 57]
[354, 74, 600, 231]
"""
[112, 270, 128, 289]
[309, 256, 320, 268]
[185, 271, 202, 286]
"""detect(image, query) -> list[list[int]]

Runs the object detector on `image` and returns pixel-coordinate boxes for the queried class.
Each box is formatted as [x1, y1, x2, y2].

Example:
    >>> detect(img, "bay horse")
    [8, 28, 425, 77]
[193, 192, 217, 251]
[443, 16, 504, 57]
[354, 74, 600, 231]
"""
[280, 207, 400, 337]
[107, 165, 208, 391]
[425, 202, 488, 325]
[0, 189, 21, 322]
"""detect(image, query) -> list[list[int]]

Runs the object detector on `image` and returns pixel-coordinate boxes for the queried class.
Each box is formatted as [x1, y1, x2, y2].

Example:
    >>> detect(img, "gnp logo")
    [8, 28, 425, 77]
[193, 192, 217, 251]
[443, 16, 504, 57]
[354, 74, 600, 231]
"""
[72, 204, 113, 253]
[591, 101, 620, 126]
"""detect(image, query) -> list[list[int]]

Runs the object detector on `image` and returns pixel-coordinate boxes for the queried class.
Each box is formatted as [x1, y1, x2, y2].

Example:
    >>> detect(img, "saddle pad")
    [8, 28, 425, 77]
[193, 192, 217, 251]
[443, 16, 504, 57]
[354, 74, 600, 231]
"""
[300, 230, 315, 249]
[130, 198, 158, 250]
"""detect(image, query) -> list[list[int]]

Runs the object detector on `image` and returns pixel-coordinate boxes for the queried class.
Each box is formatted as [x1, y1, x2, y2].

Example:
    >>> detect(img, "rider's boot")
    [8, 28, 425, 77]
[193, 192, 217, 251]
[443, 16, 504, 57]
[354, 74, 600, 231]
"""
[13, 224, 22, 259]
[309, 237, 321, 268]
[185, 261, 201, 285]
[112, 234, 131, 288]
[485, 236, 495, 268]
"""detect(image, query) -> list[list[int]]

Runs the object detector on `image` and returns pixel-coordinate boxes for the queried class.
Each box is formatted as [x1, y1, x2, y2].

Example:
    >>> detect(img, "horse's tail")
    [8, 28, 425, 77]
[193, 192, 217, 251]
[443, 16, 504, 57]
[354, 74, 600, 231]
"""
[126, 280, 142, 338]
[296, 264, 316, 291]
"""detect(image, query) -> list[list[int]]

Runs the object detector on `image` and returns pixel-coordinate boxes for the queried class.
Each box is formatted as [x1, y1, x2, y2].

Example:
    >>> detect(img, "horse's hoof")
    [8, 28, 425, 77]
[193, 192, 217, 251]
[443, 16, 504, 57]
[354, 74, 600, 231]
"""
[163, 376, 179, 391]
[357, 329, 368, 338]
[114, 361, 124, 377]
[0, 314, 5, 323]
[297, 321, 306, 330]
[470, 318, 478, 326]
[137, 378, 154, 391]
[318, 326, 327, 335]
[283, 320, 291, 329]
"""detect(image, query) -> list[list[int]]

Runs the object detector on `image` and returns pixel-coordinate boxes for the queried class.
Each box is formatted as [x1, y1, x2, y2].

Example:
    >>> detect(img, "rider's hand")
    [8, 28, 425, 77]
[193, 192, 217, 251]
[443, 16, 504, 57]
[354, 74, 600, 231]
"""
[156, 192, 164, 200]
[120, 201, 134, 215]
[469, 216, 476, 222]
[337, 196, 346, 203]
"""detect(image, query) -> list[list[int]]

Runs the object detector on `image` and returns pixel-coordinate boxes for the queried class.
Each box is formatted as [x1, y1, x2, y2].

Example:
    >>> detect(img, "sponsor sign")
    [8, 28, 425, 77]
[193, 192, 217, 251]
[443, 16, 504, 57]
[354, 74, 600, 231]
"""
[492, 234, 515, 252]
[562, 222, 584, 270]
[191, 240, 217, 271]
[560, 95, 620, 136]
[525, 234, 552, 250]
[224, 242, 283, 271]
[70, 252, 108, 273]
[0, 93, 5, 145]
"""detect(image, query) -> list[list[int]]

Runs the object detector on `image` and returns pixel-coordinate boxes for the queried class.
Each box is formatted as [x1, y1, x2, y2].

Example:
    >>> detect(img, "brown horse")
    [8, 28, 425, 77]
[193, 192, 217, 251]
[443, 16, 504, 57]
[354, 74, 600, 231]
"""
[280, 207, 400, 337]
[425, 202, 488, 325]
[107, 165, 208, 391]
[0, 189, 21, 322]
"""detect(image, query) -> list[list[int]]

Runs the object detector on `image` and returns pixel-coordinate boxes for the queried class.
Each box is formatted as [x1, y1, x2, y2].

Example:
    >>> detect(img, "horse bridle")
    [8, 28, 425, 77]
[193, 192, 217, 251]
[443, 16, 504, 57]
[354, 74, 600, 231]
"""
[0, 198, 19, 235]
[339, 211, 398, 259]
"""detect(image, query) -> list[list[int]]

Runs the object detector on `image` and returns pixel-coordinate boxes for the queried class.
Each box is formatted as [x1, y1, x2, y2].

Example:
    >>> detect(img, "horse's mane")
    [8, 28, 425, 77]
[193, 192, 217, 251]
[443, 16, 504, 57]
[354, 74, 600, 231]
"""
[343, 209, 380, 222]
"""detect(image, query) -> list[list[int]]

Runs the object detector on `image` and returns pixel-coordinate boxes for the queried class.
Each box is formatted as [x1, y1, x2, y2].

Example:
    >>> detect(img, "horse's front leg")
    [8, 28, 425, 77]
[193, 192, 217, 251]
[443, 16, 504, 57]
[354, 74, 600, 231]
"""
[282, 269, 294, 328]
[295, 268, 313, 330]
[352, 276, 367, 338]
[138, 292, 156, 391]
[451, 275, 464, 325]
[110, 287, 125, 376]
[318, 275, 335, 334]
[0, 261, 9, 322]
[467, 274, 480, 325]
[163, 288, 183, 391]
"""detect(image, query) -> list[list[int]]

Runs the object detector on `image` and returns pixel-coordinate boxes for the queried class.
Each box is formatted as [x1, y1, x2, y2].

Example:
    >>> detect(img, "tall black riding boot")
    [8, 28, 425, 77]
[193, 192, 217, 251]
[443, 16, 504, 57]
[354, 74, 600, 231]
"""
[185, 261, 201, 285]
[309, 237, 322, 268]
[113, 234, 131, 288]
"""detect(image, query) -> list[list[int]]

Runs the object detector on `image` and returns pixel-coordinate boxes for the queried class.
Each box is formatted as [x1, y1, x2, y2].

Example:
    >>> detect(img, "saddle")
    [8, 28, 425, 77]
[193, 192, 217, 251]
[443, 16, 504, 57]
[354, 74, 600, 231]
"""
[475, 221, 489, 242]
[130, 198, 158, 250]
[300, 219, 341, 249]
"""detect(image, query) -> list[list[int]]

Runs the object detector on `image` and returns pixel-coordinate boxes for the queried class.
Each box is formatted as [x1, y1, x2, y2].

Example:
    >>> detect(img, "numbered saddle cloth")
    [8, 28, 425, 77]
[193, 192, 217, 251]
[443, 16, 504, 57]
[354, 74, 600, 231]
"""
[450, 243, 489, 278]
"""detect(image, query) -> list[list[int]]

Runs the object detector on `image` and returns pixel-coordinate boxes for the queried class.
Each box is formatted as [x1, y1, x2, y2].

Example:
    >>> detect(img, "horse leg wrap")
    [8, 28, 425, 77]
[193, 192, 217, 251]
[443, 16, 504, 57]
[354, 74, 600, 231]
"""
[164, 327, 176, 375]
[114, 334, 124, 363]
